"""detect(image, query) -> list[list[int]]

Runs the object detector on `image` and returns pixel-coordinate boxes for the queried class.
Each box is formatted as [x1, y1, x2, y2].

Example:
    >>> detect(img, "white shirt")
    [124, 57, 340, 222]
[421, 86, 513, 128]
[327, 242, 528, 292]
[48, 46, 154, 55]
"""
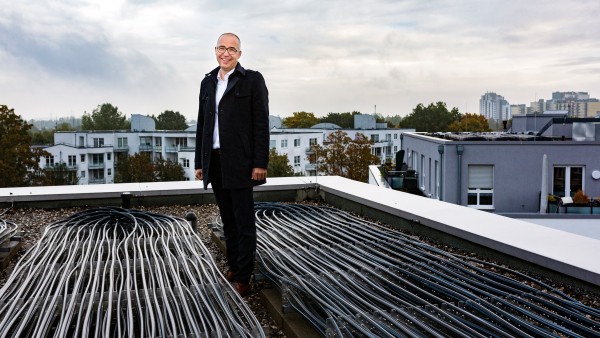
[213, 68, 235, 149]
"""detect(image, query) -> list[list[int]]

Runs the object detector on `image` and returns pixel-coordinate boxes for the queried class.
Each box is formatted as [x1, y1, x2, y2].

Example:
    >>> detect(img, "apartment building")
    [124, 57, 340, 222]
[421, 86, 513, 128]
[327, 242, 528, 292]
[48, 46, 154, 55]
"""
[40, 115, 412, 184]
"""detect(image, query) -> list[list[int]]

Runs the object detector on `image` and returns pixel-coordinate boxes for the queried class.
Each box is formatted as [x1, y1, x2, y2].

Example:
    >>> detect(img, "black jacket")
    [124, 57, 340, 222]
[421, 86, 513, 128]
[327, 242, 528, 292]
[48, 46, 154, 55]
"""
[194, 63, 270, 189]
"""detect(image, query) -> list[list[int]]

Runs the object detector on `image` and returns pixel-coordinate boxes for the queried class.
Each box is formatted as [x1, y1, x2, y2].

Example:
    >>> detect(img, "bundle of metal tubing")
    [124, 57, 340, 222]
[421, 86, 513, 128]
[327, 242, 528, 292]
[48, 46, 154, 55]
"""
[0, 217, 18, 246]
[252, 202, 600, 337]
[0, 207, 265, 338]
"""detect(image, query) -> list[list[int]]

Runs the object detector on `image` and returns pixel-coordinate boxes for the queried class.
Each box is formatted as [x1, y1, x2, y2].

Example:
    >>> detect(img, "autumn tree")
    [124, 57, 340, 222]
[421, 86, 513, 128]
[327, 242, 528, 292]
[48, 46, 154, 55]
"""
[312, 130, 379, 182]
[0, 105, 48, 187]
[82, 103, 130, 130]
[346, 133, 380, 182]
[267, 148, 295, 177]
[115, 153, 186, 183]
[319, 111, 360, 128]
[283, 111, 319, 128]
[400, 102, 461, 132]
[154, 110, 189, 130]
[448, 113, 492, 132]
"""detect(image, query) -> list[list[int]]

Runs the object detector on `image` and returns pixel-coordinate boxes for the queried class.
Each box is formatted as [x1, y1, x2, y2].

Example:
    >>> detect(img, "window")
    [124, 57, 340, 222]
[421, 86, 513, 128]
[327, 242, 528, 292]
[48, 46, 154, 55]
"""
[81, 171, 85, 178]
[309, 138, 317, 146]
[80, 154, 85, 162]
[371, 134, 379, 142]
[107, 153, 111, 161]
[468, 165, 494, 209]
[175, 138, 187, 147]
[117, 137, 128, 148]
[385, 134, 391, 142]
[394, 134, 398, 140]
[68, 155, 76, 167]
[553, 166, 584, 197]
[107, 168, 112, 176]
[269, 140, 276, 149]
[91, 154, 104, 166]
[182, 159, 190, 168]
[434, 160, 439, 199]
[45, 156, 54, 167]
[393, 146, 397, 153]
[294, 155, 301, 166]
[281, 139, 288, 148]
[420, 155, 425, 189]
[93, 138, 104, 147]
[294, 138, 300, 147]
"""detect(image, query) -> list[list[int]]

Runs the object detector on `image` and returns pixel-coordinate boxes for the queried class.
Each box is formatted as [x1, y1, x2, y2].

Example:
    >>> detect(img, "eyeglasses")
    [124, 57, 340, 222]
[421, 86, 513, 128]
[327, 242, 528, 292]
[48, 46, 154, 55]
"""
[215, 46, 239, 55]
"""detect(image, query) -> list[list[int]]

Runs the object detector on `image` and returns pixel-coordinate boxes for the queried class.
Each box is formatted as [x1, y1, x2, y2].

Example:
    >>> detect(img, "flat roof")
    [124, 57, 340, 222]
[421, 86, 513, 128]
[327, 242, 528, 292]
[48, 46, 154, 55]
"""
[1, 176, 599, 287]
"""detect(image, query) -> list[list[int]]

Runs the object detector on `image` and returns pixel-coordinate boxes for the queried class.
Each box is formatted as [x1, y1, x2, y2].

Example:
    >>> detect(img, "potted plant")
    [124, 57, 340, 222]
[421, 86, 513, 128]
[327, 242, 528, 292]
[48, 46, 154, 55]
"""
[566, 189, 591, 214]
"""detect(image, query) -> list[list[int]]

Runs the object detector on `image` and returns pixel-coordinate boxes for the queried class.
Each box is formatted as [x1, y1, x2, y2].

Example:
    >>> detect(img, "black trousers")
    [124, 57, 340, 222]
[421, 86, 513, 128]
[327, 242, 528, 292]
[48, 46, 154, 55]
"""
[208, 151, 256, 284]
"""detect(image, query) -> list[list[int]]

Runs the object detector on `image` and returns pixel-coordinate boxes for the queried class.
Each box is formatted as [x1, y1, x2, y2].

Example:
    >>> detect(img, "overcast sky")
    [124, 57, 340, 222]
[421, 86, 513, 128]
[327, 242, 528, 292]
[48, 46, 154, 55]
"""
[1, 0, 599, 122]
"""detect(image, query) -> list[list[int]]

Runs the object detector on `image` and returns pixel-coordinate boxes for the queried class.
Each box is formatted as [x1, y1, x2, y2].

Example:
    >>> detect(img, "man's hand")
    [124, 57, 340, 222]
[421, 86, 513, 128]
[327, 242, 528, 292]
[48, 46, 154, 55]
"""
[195, 169, 203, 180]
[251, 168, 267, 181]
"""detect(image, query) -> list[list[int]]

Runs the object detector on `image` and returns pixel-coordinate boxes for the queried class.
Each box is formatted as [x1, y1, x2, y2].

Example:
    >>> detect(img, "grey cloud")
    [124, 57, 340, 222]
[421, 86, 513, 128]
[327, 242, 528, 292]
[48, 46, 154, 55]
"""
[0, 22, 119, 81]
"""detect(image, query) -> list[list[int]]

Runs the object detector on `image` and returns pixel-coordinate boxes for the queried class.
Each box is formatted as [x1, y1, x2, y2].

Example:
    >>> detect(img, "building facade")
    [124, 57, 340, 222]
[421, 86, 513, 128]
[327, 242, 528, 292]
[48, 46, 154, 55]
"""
[40, 116, 411, 184]
[480, 92, 510, 121]
[400, 118, 600, 213]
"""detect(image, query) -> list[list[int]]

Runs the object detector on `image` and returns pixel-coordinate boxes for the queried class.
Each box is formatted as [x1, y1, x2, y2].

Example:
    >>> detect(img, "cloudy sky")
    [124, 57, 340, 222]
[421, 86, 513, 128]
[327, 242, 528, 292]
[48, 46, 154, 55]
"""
[1, 0, 599, 122]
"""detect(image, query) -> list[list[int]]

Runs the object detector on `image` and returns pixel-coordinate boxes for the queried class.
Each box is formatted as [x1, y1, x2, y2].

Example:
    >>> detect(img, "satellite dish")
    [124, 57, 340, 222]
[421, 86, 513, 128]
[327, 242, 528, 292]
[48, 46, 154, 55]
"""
[592, 170, 600, 180]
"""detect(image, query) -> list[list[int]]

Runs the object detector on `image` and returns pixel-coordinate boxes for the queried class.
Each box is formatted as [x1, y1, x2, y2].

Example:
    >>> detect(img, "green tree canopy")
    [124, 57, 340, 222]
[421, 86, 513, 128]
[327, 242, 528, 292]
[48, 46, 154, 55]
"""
[0, 105, 48, 187]
[154, 159, 186, 181]
[283, 111, 319, 128]
[267, 148, 295, 177]
[115, 153, 155, 183]
[82, 103, 130, 131]
[448, 113, 492, 132]
[154, 110, 189, 130]
[318, 111, 360, 128]
[40, 163, 79, 186]
[400, 102, 461, 132]
[312, 130, 379, 182]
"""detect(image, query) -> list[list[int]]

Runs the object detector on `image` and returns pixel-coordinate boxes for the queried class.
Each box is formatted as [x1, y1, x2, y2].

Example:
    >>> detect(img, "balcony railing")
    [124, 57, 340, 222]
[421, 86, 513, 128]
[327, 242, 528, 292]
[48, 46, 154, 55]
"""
[88, 162, 105, 169]
[114, 146, 129, 152]
[88, 178, 106, 184]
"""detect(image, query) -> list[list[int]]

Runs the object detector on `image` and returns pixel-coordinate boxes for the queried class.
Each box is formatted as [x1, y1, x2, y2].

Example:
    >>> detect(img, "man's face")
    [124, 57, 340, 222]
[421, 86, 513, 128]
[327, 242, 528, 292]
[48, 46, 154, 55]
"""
[215, 35, 241, 73]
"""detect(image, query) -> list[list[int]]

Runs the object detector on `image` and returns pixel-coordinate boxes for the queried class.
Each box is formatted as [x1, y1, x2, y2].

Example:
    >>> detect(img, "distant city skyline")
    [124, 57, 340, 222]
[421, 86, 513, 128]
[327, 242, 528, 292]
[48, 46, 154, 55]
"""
[2, 1, 599, 121]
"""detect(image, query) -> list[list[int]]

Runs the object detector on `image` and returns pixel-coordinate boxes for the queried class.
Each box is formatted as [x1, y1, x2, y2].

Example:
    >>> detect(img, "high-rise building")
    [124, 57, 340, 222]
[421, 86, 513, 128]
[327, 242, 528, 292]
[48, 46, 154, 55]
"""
[479, 92, 510, 120]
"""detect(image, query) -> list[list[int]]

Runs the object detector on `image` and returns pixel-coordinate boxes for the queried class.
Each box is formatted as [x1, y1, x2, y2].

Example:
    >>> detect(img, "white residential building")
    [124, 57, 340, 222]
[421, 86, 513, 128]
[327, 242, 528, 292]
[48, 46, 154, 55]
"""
[40, 116, 412, 184]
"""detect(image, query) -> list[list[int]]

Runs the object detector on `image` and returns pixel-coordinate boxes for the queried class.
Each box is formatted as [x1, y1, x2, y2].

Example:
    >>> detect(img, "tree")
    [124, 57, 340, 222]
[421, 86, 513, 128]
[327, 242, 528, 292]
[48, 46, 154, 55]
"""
[346, 133, 380, 182]
[448, 113, 492, 132]
[40, 163, 79, 185]
[319, 111, 360, 128]
[385, 114, 403, 128]
[0, 105, 48, 187]
[115, 153, 154, 183]
[154, 159, 186, 181]
[400, 102, 461, 132]
[312, 130, 379, 182]
[283, 111, 319, 128]
[115, 153, 186, 183]
[267, 148, 295, 177]
[29, 128, 54, 145]
[154, 110, 189, 130]
[82, 103, 130, 130]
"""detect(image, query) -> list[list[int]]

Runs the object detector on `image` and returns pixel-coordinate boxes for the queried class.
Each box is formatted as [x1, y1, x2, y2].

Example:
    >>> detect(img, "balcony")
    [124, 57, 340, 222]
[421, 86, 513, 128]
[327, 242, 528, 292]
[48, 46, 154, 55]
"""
[305, 163, 316, 171]
[88, 178, 106, 184]
[114, 146, 129, 152]
[139, 145, 153, 152]
[88, 162, 105, 169]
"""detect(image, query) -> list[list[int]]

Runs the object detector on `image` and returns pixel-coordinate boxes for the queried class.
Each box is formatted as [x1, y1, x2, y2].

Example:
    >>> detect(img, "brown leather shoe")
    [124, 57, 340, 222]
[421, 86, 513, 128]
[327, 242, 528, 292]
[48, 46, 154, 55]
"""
[225, 271, 235, 283]
[232, 282, 251, 296]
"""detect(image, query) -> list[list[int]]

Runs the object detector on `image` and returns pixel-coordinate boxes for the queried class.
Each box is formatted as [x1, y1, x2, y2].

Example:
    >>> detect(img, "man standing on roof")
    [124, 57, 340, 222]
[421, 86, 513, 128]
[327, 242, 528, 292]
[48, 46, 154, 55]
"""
[194, 32, 270, 296]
